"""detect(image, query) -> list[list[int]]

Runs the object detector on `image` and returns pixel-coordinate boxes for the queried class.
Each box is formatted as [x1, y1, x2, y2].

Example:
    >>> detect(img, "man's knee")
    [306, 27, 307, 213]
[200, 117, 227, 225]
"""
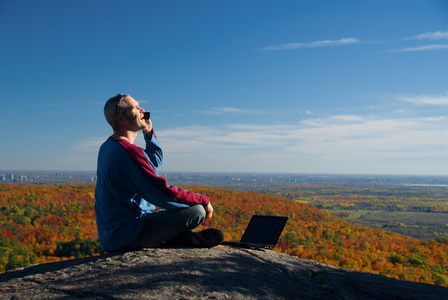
[186, 205, 206, 229]
[191, 204, 206, 220]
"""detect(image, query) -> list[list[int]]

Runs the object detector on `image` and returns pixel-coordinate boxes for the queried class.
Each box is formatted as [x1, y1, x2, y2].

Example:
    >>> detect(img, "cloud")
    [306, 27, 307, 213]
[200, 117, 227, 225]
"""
[261, 33, 447, 53]
[74, 137, 107, 152]
[262, 38, 360, 51]
[406, 31, 448, 40]
[394, 44, 448, 52]
[399, 93, 448, 106]
[156, 113, 448, 174]
[392, 31, 448, 52]
[202, 107, 264, 114]
[329, 115, 365, 122]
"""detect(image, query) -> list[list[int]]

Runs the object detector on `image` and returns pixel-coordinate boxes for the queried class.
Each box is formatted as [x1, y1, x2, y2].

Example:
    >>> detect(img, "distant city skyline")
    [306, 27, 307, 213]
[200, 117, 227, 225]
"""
[1, 1, 447, 175]
[1, 170, 447, 187]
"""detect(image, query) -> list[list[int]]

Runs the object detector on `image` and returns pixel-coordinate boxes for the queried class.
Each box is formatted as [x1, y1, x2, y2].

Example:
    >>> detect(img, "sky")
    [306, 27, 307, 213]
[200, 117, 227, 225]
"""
[0, 0, 447, 175]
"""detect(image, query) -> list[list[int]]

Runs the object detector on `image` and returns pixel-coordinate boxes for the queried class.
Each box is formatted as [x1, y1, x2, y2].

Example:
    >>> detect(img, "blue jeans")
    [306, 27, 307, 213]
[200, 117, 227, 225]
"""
[120, 204, 206, 250]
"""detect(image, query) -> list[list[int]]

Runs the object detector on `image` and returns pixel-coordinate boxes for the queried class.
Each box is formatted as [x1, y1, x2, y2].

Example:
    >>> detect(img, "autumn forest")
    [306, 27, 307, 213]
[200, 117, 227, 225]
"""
[1, 183, 448, 287]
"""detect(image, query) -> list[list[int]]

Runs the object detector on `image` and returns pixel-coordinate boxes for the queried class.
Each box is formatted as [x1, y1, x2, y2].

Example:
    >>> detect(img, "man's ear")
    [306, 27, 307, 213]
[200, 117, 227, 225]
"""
[114, 114, 126, 126]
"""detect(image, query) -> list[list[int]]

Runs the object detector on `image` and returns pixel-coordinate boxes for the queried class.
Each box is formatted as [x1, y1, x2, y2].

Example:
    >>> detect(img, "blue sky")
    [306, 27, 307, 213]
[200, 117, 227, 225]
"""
[1, 0, 447, 175]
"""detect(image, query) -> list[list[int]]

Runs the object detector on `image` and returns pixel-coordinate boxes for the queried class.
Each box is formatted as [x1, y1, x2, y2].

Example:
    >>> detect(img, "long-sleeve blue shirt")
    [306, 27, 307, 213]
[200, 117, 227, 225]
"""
[95, 133, 209, 251]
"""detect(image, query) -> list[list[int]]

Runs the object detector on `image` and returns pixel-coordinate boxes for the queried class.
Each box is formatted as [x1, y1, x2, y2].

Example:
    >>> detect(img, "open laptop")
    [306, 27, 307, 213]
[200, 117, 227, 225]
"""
[221, 215, 288, 250]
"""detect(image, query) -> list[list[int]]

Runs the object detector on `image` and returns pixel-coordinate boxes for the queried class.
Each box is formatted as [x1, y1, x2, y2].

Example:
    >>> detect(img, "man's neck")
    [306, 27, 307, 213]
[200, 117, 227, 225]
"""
[111, 130, 138, 144]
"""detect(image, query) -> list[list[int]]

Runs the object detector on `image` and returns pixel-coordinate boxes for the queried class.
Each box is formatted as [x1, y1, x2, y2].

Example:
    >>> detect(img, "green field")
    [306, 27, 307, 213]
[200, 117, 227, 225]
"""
[268, 184, 448, 240]
[347, 210, 448, 240]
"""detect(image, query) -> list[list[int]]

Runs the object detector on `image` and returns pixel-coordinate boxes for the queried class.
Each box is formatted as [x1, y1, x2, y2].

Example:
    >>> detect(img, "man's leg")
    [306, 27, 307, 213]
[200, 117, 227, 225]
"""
[142, 204, 207, 247]
[122, 204, 206, 250]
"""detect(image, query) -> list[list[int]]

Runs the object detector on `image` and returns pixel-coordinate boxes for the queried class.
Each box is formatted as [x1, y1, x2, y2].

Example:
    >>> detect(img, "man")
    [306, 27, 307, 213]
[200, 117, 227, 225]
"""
[95, 94, 223, 252]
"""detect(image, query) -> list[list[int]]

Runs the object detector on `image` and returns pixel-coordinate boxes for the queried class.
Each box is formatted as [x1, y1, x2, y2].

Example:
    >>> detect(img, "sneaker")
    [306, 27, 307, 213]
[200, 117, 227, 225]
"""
[171, 228, 224, 248]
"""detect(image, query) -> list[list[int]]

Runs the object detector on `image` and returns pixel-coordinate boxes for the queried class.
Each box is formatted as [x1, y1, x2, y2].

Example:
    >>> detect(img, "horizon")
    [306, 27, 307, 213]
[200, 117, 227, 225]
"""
[2, 169, 448, 188]
[2, 169, 448, 178]
[1, 1, 447, 175]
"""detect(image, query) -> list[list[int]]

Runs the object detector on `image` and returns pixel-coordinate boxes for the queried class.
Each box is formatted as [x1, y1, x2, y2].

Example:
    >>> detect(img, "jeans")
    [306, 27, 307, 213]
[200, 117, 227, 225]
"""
[120, 204, 206, 251]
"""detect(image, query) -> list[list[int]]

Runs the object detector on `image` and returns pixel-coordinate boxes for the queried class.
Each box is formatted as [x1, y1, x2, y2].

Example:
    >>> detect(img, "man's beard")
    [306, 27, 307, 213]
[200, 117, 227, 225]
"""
[125, 113, 146, 132]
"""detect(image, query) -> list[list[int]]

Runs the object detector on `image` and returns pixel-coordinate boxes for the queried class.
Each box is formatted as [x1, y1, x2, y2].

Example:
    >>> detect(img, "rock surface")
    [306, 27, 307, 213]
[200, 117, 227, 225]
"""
[0, 246, 447, 299]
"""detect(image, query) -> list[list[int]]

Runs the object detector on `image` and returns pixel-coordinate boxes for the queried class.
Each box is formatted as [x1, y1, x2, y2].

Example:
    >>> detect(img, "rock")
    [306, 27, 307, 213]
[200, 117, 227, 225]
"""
[0, 246, 447, 299]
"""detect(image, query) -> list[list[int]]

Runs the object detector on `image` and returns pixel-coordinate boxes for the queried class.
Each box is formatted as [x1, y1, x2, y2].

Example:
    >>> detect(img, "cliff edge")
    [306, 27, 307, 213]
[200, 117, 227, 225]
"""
[0, 246, 447, 299]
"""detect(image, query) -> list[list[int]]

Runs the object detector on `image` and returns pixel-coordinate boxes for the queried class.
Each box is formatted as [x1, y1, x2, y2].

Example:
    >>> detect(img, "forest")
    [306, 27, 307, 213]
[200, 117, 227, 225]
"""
[1, 183, 448, 287]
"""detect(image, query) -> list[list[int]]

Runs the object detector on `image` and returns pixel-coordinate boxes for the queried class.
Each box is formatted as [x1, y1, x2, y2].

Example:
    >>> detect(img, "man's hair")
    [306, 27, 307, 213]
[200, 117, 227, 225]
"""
[104, 94, 130, 129]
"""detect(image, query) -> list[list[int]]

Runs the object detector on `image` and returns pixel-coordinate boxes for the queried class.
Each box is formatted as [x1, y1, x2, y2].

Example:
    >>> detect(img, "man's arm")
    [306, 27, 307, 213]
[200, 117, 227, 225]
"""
[116, 138, 210, 208]
[143, 132, 163, 168]
[142, 117, 163, 168]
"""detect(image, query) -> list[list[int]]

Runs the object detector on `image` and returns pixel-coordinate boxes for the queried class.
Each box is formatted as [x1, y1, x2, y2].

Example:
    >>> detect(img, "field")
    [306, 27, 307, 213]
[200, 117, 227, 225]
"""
[268, 184, 448, 240]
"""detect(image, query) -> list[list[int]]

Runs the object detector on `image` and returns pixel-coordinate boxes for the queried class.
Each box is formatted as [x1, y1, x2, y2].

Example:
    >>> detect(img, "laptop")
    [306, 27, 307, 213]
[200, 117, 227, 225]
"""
[221, 215, 288, 250]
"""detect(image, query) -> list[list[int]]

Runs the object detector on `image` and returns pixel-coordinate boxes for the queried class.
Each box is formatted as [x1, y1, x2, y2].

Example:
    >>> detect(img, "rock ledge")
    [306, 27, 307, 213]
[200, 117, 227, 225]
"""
[0, 246, 447, 299]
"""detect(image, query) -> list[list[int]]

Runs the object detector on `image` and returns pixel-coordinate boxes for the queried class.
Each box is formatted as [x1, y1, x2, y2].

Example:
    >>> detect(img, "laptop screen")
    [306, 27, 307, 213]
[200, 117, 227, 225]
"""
[240, 215, 288, 245]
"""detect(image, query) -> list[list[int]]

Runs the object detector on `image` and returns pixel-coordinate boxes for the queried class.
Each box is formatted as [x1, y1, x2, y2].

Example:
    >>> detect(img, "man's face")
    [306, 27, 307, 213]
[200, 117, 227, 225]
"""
[120, 96, 146, 132]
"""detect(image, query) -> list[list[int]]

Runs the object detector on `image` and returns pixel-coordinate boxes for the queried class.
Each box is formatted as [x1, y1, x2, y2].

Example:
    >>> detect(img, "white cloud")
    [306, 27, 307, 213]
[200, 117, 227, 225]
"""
[406, 31, 448, 40]
[399, 93, 448, 106]
[156, 114, 448, 174]
[202, 107, 264, 114]
[74, 137, 107, 152]
[329, 115, 365, 122]
[262, 38, 360, 51]
[394, 44, 448, 52]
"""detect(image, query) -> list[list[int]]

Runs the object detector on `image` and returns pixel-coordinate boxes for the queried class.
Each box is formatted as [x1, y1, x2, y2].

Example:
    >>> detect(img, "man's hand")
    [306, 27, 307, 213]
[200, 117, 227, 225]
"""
[142, 115, 153, 137]
[205, 202, 214, 220]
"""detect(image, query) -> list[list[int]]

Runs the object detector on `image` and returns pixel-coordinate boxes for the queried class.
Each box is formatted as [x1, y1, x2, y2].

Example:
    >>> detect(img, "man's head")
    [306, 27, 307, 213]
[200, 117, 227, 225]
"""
[104, 94, 146, 132]
[104, 94, 128, 129]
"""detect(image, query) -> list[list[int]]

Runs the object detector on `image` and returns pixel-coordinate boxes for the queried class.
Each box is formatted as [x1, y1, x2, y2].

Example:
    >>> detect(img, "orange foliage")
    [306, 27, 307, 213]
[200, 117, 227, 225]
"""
[0, 184, 98, 268]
